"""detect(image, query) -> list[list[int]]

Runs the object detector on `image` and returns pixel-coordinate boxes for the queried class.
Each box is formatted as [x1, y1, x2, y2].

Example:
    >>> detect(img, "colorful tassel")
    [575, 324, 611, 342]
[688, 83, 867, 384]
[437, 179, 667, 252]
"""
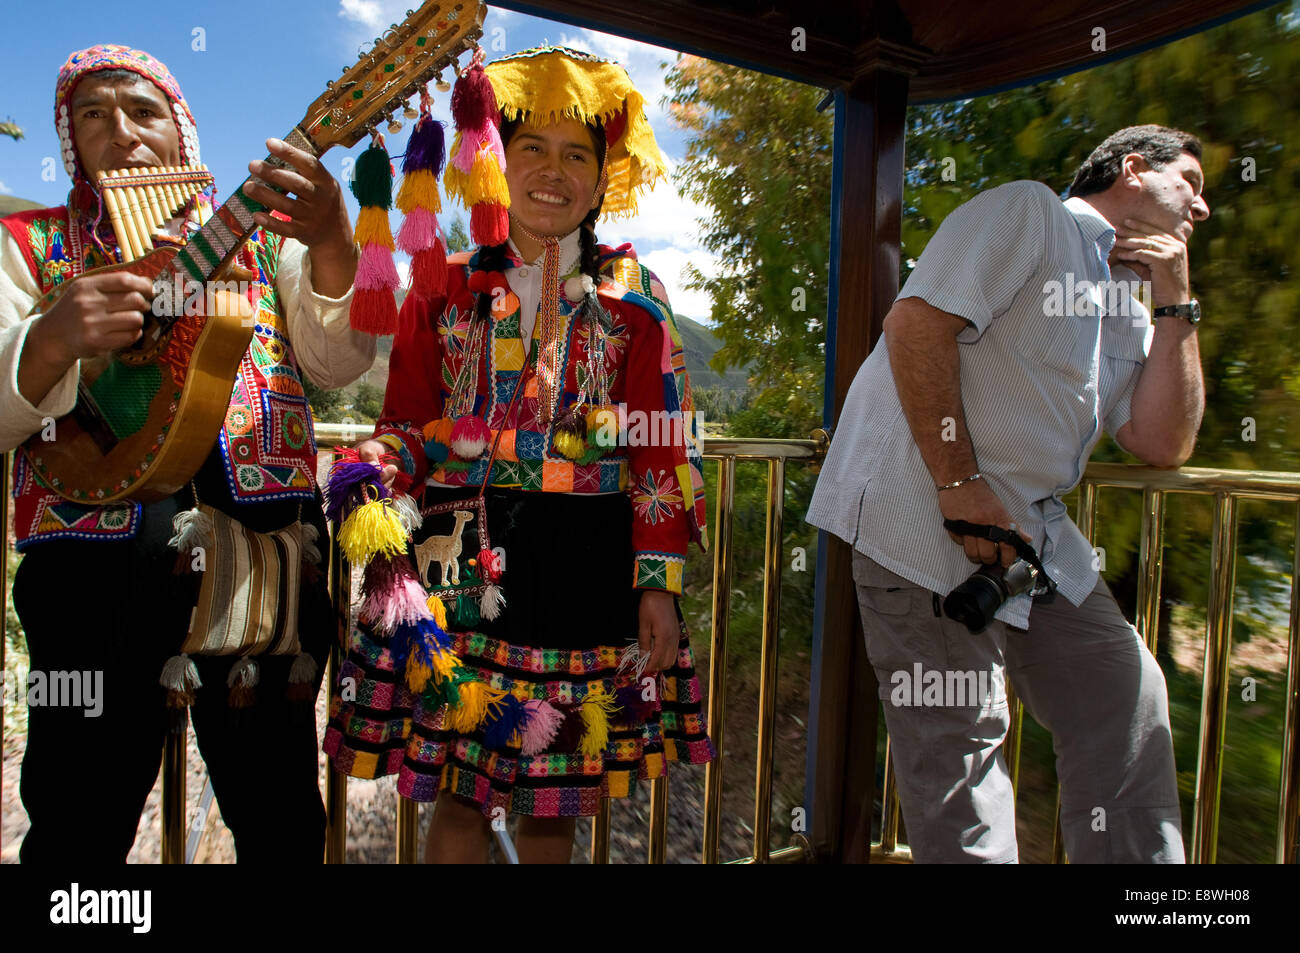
[555, 404, 588, 460]
[348, 138, 399, 335]
[479, 583, 505, 621]
[579, 686, 618, 757]
[476, 547, 503, 584]
[483, 693, 530, 750]
[168, 506, 213, 554]
[359, 575, 433, 633]
[426, 593, 448, 630]
[300, 522, 323, 567]
[453, 591, 480, 628]
[618, 641, 653, 682]
[227, 657, 259, 708]
[449, 415, 490, 458]
[286, 652, 318, 703]
[390, 492, 423, 538]
[614, 682, 658, 724]
[395, 103, 450, 301]
[520, 699, 564, 756]
[448, 678, 507, 733]
[160, 654, 202, 709]
[469, 202, 509, 247]
[324, 459, 388, 524]
[587, 405, 619, 449]
[553, 705, 585, 753]
[337, 498, 407, 565]
[447, 48, 510, 246]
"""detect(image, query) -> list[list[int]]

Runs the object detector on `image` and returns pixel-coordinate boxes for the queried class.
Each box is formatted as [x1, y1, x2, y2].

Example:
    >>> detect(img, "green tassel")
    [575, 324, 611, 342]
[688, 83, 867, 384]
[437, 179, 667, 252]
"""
[454, 592, 481, 628]
[351, 145, 394, 209]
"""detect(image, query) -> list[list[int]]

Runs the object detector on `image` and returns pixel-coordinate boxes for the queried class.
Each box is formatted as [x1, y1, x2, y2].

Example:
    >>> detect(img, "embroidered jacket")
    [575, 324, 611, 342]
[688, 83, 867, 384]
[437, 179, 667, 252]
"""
[377, 243, 707, 595]
[0, 203, 371, 548]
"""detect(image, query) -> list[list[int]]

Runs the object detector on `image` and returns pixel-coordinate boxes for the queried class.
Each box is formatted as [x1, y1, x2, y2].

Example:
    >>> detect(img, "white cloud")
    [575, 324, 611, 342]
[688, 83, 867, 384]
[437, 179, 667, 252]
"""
[338, 0, 386, 29]
[0, 180, 9, 195]
[637, 246, 719, 323]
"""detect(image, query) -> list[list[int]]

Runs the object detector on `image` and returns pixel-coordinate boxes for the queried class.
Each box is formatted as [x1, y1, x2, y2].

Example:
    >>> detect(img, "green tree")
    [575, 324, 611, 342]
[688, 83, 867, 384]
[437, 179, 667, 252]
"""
[665, 55, 832, 440]
[353, 381, 385, 421]
[444, 215, 470, 253]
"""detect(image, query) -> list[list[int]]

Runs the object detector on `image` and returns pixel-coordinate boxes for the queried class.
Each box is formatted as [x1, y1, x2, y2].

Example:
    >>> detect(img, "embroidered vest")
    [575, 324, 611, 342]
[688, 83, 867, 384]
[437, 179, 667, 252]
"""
[2, 205, 319, 549]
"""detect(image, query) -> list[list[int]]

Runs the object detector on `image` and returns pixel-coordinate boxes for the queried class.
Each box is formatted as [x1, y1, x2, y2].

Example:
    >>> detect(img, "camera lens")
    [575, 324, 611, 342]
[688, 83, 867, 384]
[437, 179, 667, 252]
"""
[943, 573, 1006, 633]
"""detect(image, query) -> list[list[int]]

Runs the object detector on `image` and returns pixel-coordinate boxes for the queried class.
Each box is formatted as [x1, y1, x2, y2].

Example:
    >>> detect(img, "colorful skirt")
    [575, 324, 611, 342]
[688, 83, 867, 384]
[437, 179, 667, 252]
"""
[323, 487, 715, 817]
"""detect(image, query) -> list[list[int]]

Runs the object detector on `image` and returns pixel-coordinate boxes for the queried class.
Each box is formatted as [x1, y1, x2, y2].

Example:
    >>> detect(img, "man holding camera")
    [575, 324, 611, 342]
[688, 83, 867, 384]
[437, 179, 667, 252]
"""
[808, 125, 1209, 863]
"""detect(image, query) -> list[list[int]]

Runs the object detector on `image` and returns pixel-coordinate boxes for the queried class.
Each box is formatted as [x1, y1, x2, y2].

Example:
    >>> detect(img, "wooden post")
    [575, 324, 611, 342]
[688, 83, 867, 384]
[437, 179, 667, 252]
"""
[807, 39, 919, 863]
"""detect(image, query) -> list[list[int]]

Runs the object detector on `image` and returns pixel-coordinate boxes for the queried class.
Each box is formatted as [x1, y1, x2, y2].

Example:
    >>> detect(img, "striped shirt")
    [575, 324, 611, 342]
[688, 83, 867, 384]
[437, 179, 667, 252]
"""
[807, 181, 1151, 626]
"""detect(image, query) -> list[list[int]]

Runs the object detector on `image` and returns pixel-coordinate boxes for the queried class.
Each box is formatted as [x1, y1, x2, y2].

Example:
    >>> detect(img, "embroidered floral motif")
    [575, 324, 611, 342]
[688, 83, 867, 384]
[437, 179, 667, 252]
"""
[439, 304, 471, 354]
[632, 468, 682, 525]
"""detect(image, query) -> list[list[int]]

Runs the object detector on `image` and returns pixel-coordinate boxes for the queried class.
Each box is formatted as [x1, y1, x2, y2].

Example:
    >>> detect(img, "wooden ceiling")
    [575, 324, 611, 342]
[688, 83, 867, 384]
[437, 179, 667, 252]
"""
[495, 0, 1278, 100]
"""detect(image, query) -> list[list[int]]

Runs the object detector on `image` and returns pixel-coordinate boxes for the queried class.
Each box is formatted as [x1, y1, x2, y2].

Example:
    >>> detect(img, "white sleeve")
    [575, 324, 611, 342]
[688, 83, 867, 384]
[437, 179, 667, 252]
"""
[0, 228, 80, 452]
[275, 237, 376, 390]
[896, 180, 1051, 341]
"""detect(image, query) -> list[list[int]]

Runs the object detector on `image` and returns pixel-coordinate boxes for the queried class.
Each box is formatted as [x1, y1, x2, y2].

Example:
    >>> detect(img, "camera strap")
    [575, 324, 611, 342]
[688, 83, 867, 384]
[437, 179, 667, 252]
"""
[942, 519, 1058, 597]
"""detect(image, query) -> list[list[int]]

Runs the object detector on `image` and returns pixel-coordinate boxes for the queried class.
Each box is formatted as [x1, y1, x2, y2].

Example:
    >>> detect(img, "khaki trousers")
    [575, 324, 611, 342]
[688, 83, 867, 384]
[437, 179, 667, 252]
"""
[853, 551, 1185, 864]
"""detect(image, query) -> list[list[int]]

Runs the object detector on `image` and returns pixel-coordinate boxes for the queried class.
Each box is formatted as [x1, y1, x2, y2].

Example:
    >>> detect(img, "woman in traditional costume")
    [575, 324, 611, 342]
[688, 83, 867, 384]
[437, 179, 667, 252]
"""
[323, 46, 714, 863]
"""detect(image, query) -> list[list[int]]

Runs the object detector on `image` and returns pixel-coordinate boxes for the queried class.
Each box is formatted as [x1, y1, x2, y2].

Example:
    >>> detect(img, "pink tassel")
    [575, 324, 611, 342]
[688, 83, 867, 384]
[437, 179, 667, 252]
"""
[452, 129, 482, 175]
[355, 242, 400, 291]
[359, 576, 432, 633]
[396, 206, 442, 254]
[484, 122, 505, 166]
[520, 700, 565, 756]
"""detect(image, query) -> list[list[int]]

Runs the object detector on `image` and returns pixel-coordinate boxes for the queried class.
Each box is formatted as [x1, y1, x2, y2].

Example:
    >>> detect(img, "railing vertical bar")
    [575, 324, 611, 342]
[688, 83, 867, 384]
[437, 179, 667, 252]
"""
[324, 533, 349, 864]
[1005, 681, 1024, 799]
[591, 799, 611, 864]
[1192, 491, 1237, 864]
[395, 798, 418, 863]
[702, 455, 736, 864]
[648, 774, 669, 864]
[1278, 502, 1300, 864]
[1137, 488, 1167, 653]
[752, 457, 785, 862]
[161, 718, 186, 863]
[878, 739, 900, 853]
[1049, 788, 1066, 864]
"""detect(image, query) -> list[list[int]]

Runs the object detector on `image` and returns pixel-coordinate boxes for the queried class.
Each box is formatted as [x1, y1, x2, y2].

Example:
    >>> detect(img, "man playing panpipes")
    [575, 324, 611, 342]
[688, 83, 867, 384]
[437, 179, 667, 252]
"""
[0, 45, 375, 862]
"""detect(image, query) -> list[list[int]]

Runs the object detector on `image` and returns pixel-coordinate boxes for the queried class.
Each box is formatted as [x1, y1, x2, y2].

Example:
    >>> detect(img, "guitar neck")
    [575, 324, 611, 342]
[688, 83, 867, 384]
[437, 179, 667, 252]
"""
[170, 126, 322, 290]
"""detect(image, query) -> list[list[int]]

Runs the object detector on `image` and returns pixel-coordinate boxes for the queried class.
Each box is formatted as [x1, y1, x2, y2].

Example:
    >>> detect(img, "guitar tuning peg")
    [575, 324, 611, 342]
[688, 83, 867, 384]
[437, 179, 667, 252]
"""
[388, 119, 404, 135]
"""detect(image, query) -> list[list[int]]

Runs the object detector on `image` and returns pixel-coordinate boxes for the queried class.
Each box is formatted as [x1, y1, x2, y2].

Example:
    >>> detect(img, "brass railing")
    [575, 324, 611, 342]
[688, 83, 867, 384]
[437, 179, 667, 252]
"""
[9, 447, 1295, 863]
[871, 464, 1300, 865]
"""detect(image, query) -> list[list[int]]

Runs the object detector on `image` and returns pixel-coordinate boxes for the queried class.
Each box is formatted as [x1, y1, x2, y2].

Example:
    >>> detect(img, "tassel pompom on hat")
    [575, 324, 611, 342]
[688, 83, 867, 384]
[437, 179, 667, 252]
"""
[444, 46, 668, 226]
[55, 44, 200, 185]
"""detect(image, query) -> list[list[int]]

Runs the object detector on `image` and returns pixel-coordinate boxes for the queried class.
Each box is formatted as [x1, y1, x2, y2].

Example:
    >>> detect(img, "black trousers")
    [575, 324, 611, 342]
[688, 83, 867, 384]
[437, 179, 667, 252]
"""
[15, 491, 331, 864]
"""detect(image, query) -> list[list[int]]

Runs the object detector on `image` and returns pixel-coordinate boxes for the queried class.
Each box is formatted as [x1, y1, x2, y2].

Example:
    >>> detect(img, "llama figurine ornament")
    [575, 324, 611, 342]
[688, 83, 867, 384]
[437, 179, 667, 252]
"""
[414, 509, 475, 587]
[416, 496, 505, 626]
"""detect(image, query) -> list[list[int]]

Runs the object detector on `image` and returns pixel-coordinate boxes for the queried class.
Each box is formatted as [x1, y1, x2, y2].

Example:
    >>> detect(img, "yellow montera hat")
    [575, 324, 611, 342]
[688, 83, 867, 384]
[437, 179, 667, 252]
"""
[445, 46, 667, 225]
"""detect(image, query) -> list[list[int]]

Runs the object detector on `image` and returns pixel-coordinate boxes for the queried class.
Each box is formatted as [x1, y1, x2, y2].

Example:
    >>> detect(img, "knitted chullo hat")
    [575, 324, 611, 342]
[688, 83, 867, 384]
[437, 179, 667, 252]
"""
[444, 46, 668, 243]
[55, 44, 200, 186]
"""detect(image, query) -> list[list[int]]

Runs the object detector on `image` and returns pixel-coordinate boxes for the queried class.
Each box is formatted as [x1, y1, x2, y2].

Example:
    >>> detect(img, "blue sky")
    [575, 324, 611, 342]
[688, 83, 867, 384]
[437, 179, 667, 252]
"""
[0, 0, 725, 318]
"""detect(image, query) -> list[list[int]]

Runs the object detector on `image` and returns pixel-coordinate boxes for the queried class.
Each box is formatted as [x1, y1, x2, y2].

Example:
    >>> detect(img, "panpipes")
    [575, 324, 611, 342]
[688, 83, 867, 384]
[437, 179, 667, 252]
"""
[95, 165, 215, 262]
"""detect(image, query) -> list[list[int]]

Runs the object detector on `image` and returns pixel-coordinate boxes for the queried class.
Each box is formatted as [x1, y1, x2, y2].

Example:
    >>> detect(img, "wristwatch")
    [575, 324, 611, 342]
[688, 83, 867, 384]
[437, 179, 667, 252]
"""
[1152, 299, 1201, 325]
